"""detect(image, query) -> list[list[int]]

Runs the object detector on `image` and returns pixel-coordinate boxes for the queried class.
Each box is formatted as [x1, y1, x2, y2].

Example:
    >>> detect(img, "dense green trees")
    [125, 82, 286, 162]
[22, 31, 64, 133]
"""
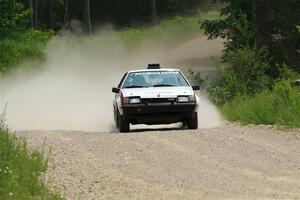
[0, 0, 29, 35]
[8, 0, 202, 32]
[0, 1, 209, 73]
[17, 0, 65, 30]
[80, 0, 202, 28]
[201, 0, 300, 74]
[0, 0, 53, 72]
[197, 0, 300, 125]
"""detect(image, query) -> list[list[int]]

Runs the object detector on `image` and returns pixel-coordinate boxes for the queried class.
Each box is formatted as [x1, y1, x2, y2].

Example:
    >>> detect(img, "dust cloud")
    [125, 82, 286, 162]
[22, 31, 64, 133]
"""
[197, 95, 223, 129]
[0, 30, 224, 132]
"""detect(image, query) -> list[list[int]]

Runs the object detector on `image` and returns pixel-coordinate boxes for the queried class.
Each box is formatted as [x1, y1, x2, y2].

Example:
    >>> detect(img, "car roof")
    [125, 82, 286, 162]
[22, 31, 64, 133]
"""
[128, 68, 181, 73]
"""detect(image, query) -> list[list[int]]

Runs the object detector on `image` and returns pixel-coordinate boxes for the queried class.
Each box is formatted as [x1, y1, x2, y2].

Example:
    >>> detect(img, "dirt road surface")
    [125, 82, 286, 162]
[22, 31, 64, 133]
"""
[20, 124, 300, 200]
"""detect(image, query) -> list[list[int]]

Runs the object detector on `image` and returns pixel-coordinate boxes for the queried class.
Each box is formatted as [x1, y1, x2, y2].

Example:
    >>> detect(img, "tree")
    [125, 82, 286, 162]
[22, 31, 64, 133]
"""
[151, 0, 157, 23]
[34, 0, 38, 28]
[0, 0, 30, 34]
[48, 0, 54, 29]
[298, 26, 300, 55]
[201, 0, 300, 74]
[1, 0, 207, 33]
[29, 0, 34, 28]
[83, 0, 92, 35]
[63, 0, 70, 27]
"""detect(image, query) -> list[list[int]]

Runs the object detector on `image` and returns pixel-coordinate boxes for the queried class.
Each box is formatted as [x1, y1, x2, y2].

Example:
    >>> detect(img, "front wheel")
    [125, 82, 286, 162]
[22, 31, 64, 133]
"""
[187, 112, 198, 129]
[118, 114, 130, 133]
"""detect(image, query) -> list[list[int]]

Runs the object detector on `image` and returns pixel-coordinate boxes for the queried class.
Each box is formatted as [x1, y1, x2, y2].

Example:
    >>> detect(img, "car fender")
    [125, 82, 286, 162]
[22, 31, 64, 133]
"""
[194, 93, 200, 112]
[115, 93, 124, 116]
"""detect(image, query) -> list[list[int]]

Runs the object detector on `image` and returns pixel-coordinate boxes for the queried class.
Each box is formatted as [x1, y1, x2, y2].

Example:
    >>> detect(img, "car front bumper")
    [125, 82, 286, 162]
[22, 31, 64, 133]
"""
[122, 103, 197, 125]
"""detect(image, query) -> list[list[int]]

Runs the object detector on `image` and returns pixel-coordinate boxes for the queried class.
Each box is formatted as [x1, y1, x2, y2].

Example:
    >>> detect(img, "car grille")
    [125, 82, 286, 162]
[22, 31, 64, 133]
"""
[142, 98, 176, 104]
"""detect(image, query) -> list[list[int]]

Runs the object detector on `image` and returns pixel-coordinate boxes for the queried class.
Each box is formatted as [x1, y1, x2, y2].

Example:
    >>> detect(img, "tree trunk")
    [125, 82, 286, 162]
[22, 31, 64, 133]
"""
[252, 0, 260, 46]
[29, 0, 34, 28]
[34, 0, 38, 28]
[49, 0, 54, 29]
[151, 0, 158, 24]
[83, 0, 92, 35]
[64, 0, 70, 28]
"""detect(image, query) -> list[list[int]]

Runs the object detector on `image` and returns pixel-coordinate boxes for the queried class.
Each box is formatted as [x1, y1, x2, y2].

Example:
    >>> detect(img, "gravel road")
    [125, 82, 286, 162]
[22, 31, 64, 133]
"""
[20, 124, 300, 200]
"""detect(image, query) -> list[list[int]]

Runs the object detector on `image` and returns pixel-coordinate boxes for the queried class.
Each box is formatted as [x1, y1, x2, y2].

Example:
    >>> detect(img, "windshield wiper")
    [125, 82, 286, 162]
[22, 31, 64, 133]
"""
[124, 85, 148, 88]
[153, 84, 177, 87]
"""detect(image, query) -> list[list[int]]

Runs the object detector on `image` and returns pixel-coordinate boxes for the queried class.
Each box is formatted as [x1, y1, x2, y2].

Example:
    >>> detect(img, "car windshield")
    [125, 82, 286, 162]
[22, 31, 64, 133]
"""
[123, 71, 189, 88]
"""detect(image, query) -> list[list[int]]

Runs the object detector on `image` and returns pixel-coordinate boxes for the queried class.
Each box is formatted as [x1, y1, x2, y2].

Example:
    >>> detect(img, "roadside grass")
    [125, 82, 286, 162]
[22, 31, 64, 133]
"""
[0, 30, 53, 73]
[0, 119, 63, 200]
[222, 81, 300, 128]
[189, 42, 300, 129]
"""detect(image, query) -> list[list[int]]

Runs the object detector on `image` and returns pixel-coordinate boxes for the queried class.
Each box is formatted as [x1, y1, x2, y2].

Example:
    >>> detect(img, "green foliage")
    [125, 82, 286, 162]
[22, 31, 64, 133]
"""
[298, 25, 300, 54]
[278, 64, 300, 80]
[0, 12, 218, 73]
[0, 30, 53, 73]
[0, 0, 30, 35]
[202, 0, 300, 73]
[198, 1, 300, 127]
[196, 46, 271, 106]
[224, 47, 271, 94]
[118, 11, 219, 47]
[82, 0, 207, 27]
[11, 0, 212, 31]
[0, 120, 63, 199]
[222, 80, 300, 128]
[222, 92, 276, 125]
[201, 10, 253, 49]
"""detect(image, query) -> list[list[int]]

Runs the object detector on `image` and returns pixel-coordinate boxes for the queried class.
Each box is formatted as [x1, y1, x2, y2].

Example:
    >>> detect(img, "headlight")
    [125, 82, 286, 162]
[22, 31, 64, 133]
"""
[177, 96, 189, 103]
[130, 98, 142, 104]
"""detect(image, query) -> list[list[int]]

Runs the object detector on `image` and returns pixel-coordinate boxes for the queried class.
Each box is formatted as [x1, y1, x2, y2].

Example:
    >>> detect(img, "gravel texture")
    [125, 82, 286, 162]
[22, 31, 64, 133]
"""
[19, 124, 300, 200]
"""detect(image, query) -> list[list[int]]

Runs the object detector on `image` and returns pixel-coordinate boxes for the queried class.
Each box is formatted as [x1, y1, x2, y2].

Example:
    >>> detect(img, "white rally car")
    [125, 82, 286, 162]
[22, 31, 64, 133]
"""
[112, 64, 200, 132]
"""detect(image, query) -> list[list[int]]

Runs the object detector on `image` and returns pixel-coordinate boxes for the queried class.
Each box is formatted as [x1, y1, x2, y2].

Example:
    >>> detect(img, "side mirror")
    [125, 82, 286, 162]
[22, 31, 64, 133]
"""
[192, 85, 200, 91]
[112, 87, 120, 94]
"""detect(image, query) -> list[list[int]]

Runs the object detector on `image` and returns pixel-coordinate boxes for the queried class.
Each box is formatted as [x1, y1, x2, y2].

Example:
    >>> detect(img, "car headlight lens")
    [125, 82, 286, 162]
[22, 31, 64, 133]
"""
[177, 96, 189, 103]
[130, 98, 142, 104]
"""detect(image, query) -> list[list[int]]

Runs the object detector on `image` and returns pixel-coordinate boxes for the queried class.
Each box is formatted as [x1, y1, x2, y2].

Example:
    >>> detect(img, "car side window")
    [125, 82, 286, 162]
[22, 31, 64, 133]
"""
[118, 73, 127, 88]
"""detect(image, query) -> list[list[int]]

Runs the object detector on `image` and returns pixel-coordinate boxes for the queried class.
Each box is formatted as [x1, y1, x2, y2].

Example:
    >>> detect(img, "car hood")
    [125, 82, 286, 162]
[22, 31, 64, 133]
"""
[122, 86, 194, 98]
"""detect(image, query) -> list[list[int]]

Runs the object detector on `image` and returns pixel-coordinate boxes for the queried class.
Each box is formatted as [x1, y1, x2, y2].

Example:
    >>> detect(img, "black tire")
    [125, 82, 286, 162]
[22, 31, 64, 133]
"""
[114, 110, 118, 128]
[118, 114, 130, 133]
[187, 112, 198, 129]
